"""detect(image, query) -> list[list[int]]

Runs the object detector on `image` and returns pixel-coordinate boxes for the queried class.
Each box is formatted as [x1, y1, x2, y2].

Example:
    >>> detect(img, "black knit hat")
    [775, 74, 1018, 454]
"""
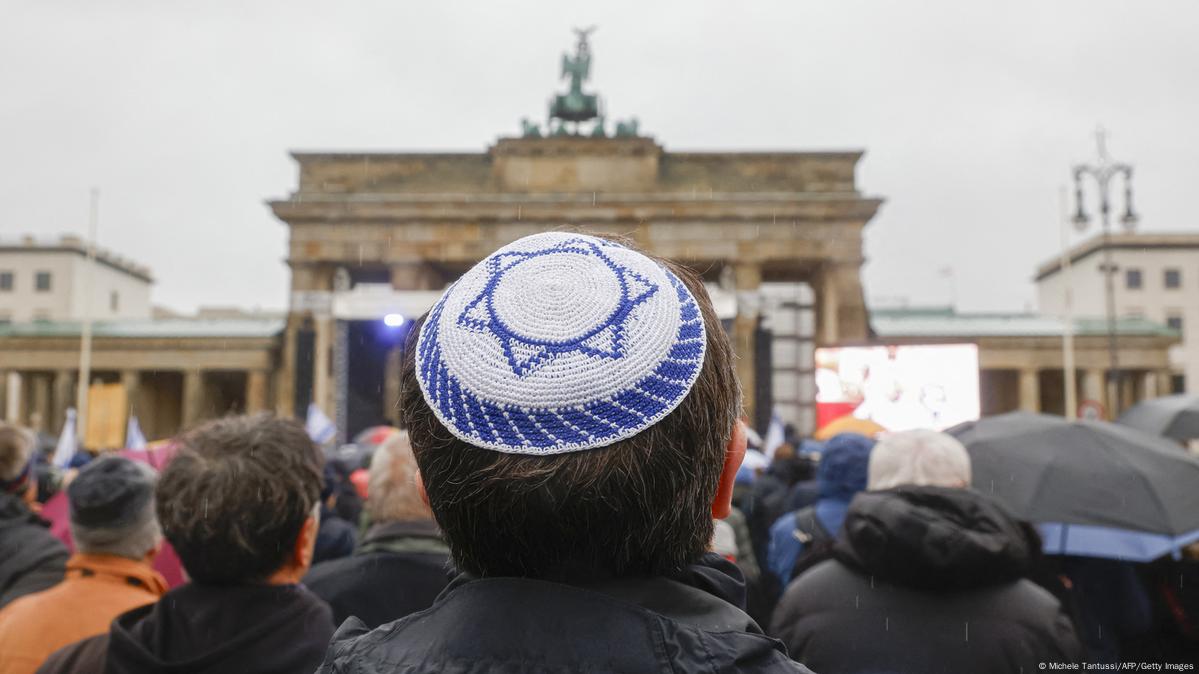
[68, 456, 155, 528]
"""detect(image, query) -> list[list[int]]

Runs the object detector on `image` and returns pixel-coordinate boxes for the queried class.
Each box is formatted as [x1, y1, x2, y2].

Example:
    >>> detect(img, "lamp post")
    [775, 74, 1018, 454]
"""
[1071, 127, 1138, 417]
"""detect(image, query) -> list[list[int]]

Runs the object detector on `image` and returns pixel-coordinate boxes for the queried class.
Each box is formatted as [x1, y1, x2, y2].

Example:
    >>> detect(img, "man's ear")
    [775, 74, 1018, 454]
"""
[293, 513, 319, 573]
[711, 420, 747, 519]
[415, 470, 431, 509]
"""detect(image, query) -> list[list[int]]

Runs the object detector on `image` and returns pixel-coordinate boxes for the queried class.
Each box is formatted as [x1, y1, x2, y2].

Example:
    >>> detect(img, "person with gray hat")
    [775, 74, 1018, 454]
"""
[0, 455, 166, 674]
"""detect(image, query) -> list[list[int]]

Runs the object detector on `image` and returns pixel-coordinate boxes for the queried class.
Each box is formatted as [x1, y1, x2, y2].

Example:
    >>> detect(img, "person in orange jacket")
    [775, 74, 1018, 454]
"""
[0, 456, 165, 674]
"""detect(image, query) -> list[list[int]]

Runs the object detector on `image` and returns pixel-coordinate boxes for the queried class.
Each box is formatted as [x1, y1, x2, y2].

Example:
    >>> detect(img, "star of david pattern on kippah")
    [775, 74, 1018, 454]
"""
[415, 232, 707, 455]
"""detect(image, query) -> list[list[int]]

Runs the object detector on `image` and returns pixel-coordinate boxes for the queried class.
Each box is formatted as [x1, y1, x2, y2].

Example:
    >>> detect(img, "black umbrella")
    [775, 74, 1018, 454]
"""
[948, 412, 1199, 560]
[1117, 394, 1199, 441]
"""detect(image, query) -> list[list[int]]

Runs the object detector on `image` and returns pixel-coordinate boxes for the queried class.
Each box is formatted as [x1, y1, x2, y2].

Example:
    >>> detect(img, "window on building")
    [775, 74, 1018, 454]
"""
[0, 313, 10, 325]
[32, 310, 50, 322]
[1167, 314, 1185, 333]
[1165, 268, 1182, 289]
[1125, 268, 1143, 290]
[0, 271, 12, 291]
[35, 271, 52, 292]
[110, 291, 119, 313]
[1172, 375, 1187, 395]
[1124, 308, 1144, 320]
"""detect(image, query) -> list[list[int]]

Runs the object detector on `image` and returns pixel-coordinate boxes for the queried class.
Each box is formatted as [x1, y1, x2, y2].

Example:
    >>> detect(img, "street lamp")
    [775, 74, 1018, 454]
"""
[1071, 127, 1138, 416]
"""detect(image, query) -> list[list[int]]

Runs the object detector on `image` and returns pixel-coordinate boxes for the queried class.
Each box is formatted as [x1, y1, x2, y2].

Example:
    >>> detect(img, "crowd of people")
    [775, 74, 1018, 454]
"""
[0, 231, 1195, 672]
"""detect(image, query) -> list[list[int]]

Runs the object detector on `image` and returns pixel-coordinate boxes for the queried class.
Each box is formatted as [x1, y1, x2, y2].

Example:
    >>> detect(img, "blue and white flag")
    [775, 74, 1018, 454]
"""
[763, 411, 786, 459]
[52, 408, 78, 468]
[306, 403, 336, 444]
[125, 415, 147, 450]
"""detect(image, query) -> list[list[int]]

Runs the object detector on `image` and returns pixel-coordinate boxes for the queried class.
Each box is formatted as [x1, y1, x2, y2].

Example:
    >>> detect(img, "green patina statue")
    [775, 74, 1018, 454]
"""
[518, 28, 641, 139]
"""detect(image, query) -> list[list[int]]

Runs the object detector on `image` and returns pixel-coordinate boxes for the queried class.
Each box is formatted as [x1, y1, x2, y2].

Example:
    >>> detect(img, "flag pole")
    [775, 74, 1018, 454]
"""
[75, 189, 99, 444]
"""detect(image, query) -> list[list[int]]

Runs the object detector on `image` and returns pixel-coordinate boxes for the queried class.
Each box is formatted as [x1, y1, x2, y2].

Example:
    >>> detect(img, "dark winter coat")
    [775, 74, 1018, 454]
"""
[304, 519, 452, 629]
[0, 492, 68, 610]
[37, 582, 334, 674]
[318, 553, 813, 673]
[772, 485, 1083, 674]
[313, 504, 357, 565]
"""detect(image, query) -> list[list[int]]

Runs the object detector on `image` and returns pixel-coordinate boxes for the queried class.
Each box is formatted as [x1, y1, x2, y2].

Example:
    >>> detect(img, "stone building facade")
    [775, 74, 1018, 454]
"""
[270, 136, 884, 434]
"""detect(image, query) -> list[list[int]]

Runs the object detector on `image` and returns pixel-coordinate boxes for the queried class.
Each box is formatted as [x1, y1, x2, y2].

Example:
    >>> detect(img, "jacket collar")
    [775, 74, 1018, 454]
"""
[441, 553, 762, 634]
[67, 553, 169, 597]
[358, 519, 449, 556]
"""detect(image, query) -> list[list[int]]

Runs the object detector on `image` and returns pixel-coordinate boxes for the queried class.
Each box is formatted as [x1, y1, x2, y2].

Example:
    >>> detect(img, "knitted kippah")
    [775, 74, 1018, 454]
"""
[416, 232, 707, 455]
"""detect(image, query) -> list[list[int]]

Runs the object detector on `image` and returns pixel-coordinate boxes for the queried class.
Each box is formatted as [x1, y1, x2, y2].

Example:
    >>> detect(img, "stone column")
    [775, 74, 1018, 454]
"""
[818, 267, 840, 345]
[1018, 368, 1041, 412]
[733, 263, 762, 422]
[817, 260, 870, 345]
[384, 346, 402, 425]
[5, 371, 22, 423]
[29, 374, 51, 433]
[1082, 369, 1105, 409]
[1157, 370, 1174, 397]
[121, 370, 141, 417]
[314, 316, 333, 417]
[1140, 371, 1159, 401]
[52, 370, 74, 430]
[278, 316, 299, 417]
[1120, 374, 1136, 412]
[245, 371, 269, 413]
[181, 370, 204, 429]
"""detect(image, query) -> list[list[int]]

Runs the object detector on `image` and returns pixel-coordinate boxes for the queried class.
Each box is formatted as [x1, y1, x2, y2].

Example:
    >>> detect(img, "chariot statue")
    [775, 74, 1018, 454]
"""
[518, 28, 641, 139]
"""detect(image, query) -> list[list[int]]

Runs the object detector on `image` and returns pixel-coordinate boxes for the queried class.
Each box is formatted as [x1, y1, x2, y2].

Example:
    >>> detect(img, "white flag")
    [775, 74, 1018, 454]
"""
[125, 415, 147, 450]
[53, 408, 78, 468]
[306, 403, 336, 444]
[763, 411, 786, 459]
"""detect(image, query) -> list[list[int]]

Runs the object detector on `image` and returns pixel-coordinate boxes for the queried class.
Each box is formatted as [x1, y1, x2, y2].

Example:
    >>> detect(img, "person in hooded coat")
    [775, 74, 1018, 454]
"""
[765, 432, 873, 587]
[771, 429, 1083, 673]
[0, 424, 68, 610]
[318, 234, 811, 674]
[38, 415, 333, 674]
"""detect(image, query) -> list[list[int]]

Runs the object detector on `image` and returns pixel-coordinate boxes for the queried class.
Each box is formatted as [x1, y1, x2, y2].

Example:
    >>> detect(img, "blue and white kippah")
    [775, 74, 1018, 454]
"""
[415, 232, 707, 455]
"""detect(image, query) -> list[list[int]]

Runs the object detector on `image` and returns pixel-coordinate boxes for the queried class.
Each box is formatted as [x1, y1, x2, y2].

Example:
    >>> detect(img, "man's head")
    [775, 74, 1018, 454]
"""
[68, 456, 162, 561]
[868, 429, 972, 491]
[816, 433, 874, 502]
[156, 414, 323, 584]
[366, 431, 431, 523]
[0, 423, 35, 504]
[402, 232, 742, 579]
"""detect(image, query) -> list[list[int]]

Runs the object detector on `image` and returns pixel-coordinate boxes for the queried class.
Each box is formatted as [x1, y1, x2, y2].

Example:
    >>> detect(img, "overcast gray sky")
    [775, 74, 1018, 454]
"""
[3, 1, 1196, 314]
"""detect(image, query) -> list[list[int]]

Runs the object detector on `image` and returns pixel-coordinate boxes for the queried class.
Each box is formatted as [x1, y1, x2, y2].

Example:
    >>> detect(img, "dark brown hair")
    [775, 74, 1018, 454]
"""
[156, 414, 322, 584]
[400, 250, 739, 579]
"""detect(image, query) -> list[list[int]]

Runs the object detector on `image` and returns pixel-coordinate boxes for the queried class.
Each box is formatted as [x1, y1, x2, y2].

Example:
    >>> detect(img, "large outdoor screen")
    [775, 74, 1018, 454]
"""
[814, 344, 981, 432]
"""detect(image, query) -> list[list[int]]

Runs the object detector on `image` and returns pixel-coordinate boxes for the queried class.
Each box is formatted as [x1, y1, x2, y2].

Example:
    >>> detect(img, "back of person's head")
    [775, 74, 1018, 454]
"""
[817, 432, 874, 501]
[0, 423, 35, 499]
[401, 232, 740, 579]
[157, 414, 322, 584]
[868, 429, 972, 491]
[68, 455, 161, 560]
[366, 430, 430, 523]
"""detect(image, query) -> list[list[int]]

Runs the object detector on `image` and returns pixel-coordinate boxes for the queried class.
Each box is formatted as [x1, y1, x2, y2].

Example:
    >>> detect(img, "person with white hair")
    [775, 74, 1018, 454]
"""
[0, 455, 167, 674]
[0, 423, 68, 611]
[771, 429, 1083, 673]
[304, 431, 451, 629]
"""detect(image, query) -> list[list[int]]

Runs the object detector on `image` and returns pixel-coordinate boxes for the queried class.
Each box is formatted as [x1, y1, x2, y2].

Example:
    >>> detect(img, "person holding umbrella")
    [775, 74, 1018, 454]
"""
[951, 411, 1199, 662]
[771, 429, 1081, 673]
